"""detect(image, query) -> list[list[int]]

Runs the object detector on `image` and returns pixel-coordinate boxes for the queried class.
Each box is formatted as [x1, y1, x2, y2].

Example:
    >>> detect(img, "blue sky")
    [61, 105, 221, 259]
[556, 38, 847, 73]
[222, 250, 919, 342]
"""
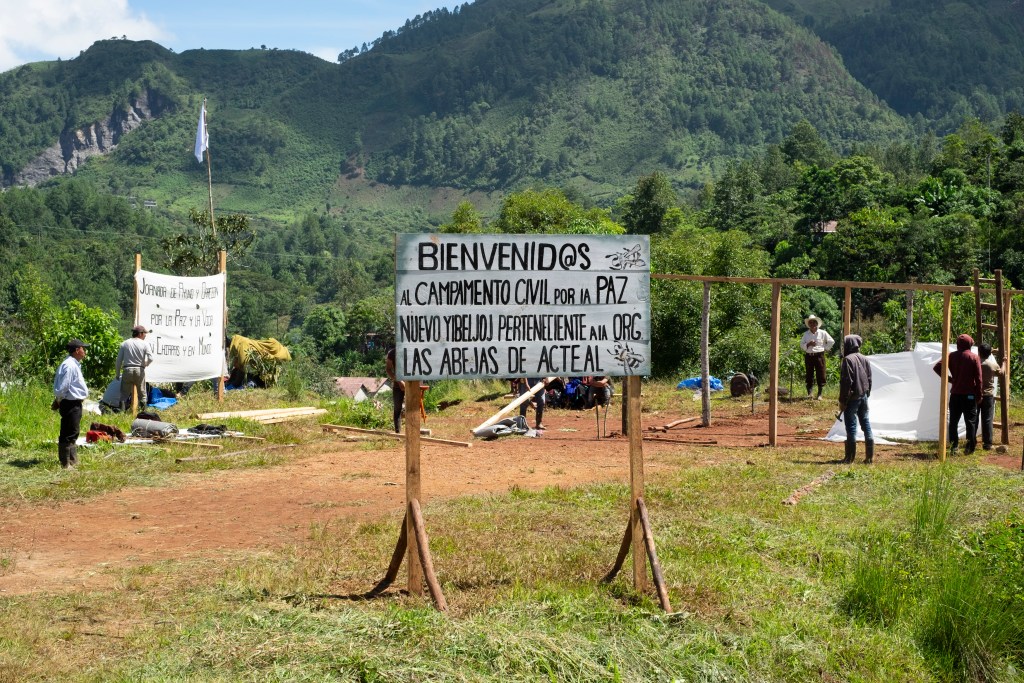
[0, 0, 459, 73]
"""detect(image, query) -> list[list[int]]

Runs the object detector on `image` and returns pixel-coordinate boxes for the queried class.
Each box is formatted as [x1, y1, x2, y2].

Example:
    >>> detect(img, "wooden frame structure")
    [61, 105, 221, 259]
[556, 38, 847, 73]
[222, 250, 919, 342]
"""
[653, 273, 1022, 460]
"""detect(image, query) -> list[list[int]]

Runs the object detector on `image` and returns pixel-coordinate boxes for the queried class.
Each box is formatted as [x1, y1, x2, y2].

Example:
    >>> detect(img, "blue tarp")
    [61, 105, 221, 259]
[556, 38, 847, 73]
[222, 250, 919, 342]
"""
[676, 376, 724, 391]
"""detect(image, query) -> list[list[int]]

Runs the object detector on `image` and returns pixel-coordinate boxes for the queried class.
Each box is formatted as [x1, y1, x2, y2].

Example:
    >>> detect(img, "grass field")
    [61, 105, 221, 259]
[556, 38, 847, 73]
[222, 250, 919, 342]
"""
[1, 380, 1023, 681]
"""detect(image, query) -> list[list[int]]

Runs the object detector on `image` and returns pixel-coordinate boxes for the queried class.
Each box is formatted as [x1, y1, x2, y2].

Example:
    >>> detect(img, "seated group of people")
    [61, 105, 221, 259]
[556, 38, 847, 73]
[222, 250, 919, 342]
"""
[514, 376, 614, 431]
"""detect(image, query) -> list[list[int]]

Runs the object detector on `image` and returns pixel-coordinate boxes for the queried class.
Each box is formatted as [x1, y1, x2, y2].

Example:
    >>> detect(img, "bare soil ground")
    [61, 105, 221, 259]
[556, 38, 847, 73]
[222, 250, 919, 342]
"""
[0, 402, 1015, 595]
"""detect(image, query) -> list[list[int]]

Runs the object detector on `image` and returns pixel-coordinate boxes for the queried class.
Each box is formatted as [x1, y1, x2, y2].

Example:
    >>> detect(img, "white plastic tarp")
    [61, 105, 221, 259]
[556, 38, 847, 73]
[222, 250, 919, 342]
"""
[825, 342, 970, 442]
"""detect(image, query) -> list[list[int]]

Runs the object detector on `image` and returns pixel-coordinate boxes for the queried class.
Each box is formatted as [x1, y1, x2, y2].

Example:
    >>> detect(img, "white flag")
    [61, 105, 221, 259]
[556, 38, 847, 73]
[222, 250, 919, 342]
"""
[194, 100, 208, 163]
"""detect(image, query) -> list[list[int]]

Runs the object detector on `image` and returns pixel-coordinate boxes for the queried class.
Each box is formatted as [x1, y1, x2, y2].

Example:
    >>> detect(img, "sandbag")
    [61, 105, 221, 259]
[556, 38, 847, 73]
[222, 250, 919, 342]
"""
[131, 418, 178, 438]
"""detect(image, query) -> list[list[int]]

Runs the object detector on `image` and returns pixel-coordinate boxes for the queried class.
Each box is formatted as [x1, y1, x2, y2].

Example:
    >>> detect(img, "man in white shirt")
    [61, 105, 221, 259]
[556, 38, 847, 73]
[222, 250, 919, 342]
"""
[53, 339, 90, 469]
[115, 325, 154, 411]
[801, 314, 834, 401]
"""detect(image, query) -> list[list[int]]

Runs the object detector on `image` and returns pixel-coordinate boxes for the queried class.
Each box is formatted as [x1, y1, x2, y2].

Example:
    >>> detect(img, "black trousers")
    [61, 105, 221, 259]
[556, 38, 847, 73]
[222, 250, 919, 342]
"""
[518, 379, 545, 427]
[804, 352, 826, 393]
[948, 393, 979, 453]
[393, 383, 405, 433]
[58, 399, 83, 467]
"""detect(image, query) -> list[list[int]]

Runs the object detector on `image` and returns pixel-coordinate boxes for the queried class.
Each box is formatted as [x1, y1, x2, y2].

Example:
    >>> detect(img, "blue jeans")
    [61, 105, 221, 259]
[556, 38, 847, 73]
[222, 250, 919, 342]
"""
[844, 394, 873, 443]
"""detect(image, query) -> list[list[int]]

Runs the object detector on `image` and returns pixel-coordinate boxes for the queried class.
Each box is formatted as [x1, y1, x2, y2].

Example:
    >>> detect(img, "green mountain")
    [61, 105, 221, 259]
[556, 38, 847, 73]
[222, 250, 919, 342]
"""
[0, 0, 913, 218]
[762, 0, 1024, 122]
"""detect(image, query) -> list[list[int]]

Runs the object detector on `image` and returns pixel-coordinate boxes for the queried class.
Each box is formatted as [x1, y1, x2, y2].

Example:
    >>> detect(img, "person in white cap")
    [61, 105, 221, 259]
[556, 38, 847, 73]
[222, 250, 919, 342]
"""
[801, 314, 834, 400]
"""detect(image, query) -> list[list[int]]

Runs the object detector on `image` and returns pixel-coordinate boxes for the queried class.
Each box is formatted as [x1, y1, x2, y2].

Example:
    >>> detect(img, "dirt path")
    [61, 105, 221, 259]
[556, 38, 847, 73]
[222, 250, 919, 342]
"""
[7, 404, 1011, 596]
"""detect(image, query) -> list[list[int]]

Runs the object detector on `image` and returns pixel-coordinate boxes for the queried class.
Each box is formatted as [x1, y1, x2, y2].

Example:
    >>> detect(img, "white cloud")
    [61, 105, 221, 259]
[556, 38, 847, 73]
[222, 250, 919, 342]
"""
[307, 46, 342, 63]
[0, 0, 166, 72]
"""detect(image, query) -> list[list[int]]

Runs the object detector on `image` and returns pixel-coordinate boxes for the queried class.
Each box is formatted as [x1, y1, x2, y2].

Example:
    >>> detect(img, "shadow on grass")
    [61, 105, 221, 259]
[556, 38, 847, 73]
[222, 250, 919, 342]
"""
[475, 392, 506, 402]
[5, 457, 46, 469]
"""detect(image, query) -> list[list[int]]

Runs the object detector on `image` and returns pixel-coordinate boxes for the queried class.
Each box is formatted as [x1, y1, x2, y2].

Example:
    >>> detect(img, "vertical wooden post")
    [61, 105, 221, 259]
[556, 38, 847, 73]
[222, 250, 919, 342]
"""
[627, 375, 647, 592]
[843, 287, 852, 339]
[217, 249, 227, 402]
[905, 290, 914, 352]
[405, 381, 423, 596]
[1002, 292, 1012, 446]
[132, 253, 142, 415]
[938, 290, 952, 461]
[768, 283, 781, 446]
[701, 282, 711, 427]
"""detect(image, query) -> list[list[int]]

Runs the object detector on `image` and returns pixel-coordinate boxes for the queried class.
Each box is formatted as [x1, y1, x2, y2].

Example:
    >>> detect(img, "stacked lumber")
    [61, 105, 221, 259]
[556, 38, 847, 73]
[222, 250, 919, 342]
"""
[196, 407, 327, 424]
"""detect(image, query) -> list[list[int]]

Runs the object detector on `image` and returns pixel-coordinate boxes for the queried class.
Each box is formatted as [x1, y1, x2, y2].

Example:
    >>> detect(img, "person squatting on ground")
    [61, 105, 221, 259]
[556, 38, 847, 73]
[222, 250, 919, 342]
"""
[115, 325, 154, 411]
[518, 378, 546, 430]
[53, 339, 90, 469]
[386, 347, 404, 433]
[838, 334, 873, 464]
[978, 342, 1005, 450]
[801, 314, 834, 400]
[933, 333, 983, 455]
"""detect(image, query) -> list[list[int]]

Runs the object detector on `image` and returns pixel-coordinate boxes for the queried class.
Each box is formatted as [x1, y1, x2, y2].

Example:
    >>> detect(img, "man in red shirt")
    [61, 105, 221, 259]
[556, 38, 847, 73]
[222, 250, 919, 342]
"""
[933, 334, 983, 455]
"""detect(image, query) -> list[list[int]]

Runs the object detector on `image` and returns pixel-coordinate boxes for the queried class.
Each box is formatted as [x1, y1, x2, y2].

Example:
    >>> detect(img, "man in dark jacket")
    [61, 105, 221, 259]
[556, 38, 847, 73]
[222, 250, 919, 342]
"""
[838, 335, 873, 464]
[932, 333, 983, 455]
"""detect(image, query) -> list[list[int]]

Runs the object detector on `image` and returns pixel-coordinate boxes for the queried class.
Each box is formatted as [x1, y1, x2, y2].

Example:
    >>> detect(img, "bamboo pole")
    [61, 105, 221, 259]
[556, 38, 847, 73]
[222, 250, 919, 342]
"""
[132, 253, 142, 415]
[405, 381, 423, 596]
[701, 282, 711, 427]
[470, 377, 554, 433]
[939, 291, 952, 461]
[217, 249, 226, 402]
[627, 375, 646, 592]
[409, 498, 447, 611]
[768, 283, 781, 446]
[203, 100, 216, 238]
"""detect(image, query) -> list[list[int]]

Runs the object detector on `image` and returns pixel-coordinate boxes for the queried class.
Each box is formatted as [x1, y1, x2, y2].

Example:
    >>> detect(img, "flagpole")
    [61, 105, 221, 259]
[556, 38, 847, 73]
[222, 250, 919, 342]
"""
[203, 100, 216, 239]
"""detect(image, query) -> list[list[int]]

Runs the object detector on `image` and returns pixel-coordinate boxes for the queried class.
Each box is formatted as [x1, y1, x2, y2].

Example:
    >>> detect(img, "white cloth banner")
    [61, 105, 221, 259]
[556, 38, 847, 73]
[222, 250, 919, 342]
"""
[134, 270, 226, 383]
[825, 342, 968, 442]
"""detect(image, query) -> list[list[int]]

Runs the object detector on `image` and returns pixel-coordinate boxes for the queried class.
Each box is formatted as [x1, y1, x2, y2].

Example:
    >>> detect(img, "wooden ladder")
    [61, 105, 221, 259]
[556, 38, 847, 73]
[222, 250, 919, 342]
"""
[973, 269, 1011, 445]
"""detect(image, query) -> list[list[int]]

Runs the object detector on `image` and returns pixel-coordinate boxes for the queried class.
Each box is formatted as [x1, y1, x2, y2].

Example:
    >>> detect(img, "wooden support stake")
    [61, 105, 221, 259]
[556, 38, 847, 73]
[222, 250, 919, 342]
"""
[368, 514, 408, 596]
[409, 498, 447, 611]
[769, 283, 782, 446]
[602, 522, 632, 583]
[621, 378, 629, 436]
[701, 281, 711, 427]
[627, 375, 647, 592]
[405, 381, 423, 597]
[637, 498, 671, 613]
[939, 290, 952, 461]
[1000, 284, 1011, 446]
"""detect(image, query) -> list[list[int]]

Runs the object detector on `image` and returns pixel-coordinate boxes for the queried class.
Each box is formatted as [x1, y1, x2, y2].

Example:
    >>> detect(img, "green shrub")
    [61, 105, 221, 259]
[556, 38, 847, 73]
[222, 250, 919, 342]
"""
[330, 397, 390, 430]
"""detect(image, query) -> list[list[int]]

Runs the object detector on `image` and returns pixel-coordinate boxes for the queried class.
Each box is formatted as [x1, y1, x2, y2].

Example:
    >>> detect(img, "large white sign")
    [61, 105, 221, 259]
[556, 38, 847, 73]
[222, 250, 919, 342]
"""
[395, 234, 651, 381]
[134, 270, 226, 383]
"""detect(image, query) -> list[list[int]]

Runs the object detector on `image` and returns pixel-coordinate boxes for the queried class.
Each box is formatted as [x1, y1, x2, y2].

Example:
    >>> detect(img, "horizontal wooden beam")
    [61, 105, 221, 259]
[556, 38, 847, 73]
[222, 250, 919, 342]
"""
[322, 424, 472, 448]
[652, 273, 1024, 295]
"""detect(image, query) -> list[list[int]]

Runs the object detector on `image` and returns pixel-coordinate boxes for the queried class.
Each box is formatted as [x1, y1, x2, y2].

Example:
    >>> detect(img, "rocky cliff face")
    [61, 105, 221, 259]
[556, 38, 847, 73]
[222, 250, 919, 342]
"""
[9, 90, 162, 187]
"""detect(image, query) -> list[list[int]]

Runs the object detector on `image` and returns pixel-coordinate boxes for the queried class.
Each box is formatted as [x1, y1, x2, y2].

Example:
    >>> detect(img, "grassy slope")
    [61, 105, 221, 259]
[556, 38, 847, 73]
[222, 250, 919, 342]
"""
[1, 381, 1022, 680]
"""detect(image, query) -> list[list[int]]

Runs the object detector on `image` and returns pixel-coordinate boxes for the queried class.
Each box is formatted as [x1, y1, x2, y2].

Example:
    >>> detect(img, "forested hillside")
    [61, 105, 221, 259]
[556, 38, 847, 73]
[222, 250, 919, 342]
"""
[763, 0, 1024, 125]
[3, 0, 1024, 389]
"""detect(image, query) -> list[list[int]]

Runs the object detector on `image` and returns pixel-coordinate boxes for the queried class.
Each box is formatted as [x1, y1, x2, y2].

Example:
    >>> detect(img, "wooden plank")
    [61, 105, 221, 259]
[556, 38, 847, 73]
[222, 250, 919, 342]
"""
[174, 443, 297, 463]
[228, 435, 266, 442]
[322, 424, 472, 448]
[165, 440, 223, 450]
[663, 417, 698, 430]
[197, 406, 321, 419]
[843, 287, 852, 339]
[254, 409, 327, 424]
[643, 436, 718, 445]
[906, 289, 914, 351]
